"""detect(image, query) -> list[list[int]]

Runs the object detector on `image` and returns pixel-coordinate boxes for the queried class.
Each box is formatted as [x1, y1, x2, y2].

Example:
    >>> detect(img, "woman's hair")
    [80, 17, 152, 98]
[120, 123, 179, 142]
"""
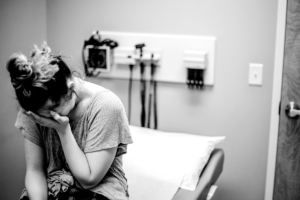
[6, 43, 73, 112]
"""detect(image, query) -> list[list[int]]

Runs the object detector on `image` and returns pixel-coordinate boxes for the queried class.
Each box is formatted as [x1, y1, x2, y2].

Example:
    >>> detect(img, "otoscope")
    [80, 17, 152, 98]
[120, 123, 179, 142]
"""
[135, 43, 146, 127]
[127, 55, 134, 124]
[148, 54, 157, 129]
[153, 55, 158, 129]
[147, 54, 153, 128]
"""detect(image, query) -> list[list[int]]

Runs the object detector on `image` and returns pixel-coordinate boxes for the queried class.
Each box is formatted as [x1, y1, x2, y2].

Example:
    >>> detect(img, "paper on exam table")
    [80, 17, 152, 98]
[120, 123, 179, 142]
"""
[123, 126, 192, 200]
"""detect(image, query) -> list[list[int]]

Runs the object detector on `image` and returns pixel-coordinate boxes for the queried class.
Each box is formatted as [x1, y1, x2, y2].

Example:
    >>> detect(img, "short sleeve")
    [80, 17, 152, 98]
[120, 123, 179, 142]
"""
[15, 108, 43, 147]
[83, 91, 133, 156]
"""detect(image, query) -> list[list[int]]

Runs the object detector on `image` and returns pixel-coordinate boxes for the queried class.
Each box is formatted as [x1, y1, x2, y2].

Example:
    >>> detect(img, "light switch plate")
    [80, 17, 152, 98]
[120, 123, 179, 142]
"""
[249, 63, 263, 86]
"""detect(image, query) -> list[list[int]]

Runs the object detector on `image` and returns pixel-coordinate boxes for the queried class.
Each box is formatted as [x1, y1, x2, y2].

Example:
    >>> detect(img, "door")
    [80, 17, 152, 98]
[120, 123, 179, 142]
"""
[274, 0, 300, 199]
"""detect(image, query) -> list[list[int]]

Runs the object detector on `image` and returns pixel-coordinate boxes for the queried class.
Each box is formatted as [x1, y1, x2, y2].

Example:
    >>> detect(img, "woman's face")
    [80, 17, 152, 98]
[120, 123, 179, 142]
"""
[36, 89, 77, 118]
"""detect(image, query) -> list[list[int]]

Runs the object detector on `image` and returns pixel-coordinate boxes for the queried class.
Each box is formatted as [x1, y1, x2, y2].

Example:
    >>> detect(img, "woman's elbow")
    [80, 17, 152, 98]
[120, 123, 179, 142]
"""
[81, 183, 97, 190]
[80, 178, 101, 190]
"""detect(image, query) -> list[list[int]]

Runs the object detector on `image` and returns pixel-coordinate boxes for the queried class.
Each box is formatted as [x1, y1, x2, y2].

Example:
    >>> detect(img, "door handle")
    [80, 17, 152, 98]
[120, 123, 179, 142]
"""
[285, 102, 300, 118]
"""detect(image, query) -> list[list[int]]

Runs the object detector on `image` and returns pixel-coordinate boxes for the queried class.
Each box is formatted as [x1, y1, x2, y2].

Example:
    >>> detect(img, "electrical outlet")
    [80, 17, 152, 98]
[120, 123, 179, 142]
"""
[249, 63, 263, 86]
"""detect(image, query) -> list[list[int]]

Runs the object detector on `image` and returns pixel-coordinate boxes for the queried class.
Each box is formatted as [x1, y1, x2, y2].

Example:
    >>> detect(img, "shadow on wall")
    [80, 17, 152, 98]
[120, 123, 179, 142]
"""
[0, 0, 47, 199]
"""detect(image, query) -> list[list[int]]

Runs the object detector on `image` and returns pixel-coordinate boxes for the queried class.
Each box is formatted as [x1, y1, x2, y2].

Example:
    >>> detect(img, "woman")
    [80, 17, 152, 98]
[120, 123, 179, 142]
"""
[6, 43, 133, 200]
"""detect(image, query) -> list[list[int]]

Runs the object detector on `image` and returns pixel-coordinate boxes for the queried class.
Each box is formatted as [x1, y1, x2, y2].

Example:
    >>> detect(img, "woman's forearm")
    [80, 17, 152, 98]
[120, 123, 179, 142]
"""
[57, 125, 93, 188]
[25, 170, 48, 200]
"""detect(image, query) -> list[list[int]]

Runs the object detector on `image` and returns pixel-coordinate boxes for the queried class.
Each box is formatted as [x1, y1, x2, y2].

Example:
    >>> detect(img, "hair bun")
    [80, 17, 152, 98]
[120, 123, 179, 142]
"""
[7, 53, 33, 89]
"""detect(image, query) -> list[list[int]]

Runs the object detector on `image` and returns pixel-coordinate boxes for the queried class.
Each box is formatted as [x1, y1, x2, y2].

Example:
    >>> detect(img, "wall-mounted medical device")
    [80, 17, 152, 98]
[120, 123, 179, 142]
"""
[85, 32, 216, 129]
[183, 50, 207, 89]
[82, 30, 118, 77]
[92, 31, 216, 86]
[113, 43, 160, 129]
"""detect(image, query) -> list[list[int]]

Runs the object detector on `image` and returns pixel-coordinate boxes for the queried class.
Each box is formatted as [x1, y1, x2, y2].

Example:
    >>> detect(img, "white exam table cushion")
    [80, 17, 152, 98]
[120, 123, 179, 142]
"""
[123, 126, 225, 200]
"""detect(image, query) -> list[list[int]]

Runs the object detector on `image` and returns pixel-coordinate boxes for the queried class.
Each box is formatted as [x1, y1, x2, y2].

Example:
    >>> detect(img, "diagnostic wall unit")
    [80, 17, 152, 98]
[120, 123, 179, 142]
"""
[98, 31, 216, 86]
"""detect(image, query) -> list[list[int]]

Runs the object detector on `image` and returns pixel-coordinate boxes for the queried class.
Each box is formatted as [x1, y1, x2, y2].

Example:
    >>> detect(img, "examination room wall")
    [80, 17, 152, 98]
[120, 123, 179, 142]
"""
[46, 1, 277, 200]
[0, 0, 47, 199]
[0, 0, 277, 200]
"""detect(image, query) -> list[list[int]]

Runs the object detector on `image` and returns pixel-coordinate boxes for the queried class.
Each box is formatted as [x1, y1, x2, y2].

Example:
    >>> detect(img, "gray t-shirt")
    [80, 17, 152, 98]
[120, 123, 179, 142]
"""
[15, 88, 133, 200]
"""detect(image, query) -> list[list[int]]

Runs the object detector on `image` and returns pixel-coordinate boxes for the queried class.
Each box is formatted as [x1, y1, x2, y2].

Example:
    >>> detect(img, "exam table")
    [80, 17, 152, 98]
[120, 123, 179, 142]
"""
[125, 125, 225, 200]
[172, 148, 224, 200]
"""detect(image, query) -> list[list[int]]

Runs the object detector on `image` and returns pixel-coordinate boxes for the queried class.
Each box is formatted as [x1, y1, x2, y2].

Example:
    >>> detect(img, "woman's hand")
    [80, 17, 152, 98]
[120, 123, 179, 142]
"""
[26, 111, 70, 134]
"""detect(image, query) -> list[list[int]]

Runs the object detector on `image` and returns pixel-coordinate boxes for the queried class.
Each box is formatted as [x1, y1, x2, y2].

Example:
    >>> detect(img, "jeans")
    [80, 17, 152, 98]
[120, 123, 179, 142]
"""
[58, 187, 109, 200]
